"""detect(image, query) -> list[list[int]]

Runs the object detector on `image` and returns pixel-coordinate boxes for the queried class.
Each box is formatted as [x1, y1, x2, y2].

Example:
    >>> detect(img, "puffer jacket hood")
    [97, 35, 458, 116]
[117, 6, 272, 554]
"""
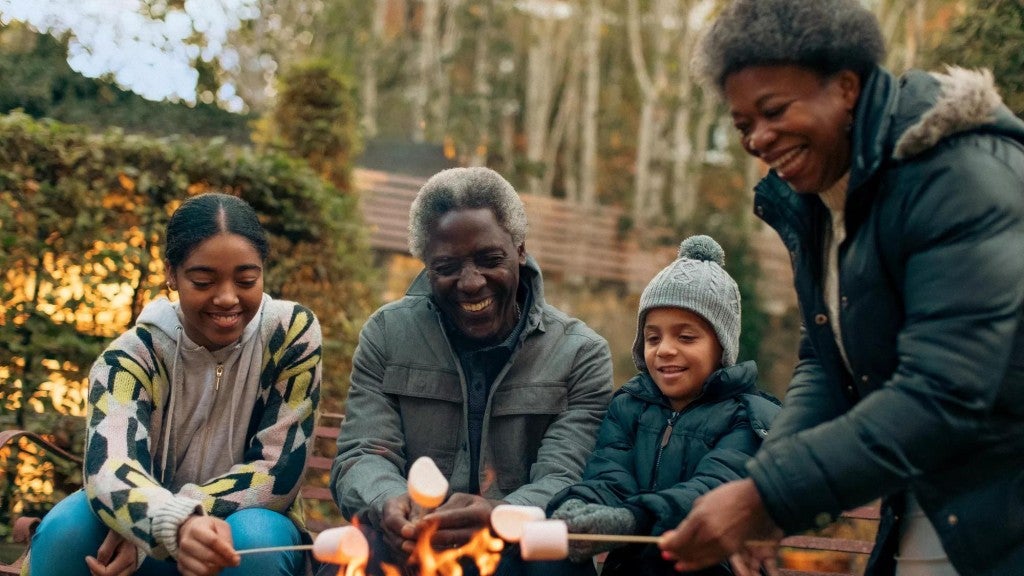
[846, 65, 1024, 195]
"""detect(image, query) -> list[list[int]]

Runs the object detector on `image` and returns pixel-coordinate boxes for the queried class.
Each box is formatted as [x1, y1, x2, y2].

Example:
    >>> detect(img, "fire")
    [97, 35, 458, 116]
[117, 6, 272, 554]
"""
[410, 523, 505, 576]
[323, 515, 504, 576]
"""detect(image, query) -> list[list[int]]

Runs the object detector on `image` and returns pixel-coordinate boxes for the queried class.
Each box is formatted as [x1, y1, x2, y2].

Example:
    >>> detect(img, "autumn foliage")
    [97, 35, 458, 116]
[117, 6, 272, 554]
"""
[0, 111, 377, 532]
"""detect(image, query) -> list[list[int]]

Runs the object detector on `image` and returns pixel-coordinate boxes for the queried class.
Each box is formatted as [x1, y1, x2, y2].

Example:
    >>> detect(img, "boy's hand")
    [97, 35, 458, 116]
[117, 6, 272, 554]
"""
[554, 501, 637, 562]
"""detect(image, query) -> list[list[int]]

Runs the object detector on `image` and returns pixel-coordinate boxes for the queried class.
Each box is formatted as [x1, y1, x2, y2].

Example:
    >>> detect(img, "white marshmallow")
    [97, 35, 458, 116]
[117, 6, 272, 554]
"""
[408, 456, 449, 509]
[490, 504, 546, 542]
[312, 526, 369, 565]
[520, 520, 569, 561]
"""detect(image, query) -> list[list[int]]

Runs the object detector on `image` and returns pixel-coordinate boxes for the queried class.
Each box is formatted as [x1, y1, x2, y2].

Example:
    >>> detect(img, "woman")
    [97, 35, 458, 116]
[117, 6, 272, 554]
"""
[31, 193, 323, 576]
[658, 1, 1024, 575]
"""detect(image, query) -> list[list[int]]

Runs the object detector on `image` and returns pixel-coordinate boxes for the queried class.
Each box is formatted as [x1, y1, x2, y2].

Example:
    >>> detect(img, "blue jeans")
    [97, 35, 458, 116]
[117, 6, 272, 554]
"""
[30, 490, 304, 576]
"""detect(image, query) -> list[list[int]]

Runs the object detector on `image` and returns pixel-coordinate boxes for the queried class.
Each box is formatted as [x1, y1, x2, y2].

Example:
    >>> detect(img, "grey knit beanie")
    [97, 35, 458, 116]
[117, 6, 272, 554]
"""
[632, 235, 742, 370]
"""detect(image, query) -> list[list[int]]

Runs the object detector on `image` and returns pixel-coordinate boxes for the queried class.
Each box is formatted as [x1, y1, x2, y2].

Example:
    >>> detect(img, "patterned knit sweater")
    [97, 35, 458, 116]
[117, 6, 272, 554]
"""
[84, 295, 322, 560]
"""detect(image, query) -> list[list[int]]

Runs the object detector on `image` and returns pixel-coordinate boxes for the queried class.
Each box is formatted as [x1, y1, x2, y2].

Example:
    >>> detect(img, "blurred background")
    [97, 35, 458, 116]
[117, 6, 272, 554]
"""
[0, 0, 1021, 562]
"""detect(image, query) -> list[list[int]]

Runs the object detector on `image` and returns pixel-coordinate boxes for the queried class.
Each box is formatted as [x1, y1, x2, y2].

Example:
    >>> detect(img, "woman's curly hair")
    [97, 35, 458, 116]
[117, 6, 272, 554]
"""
[695, 0, 886, 91]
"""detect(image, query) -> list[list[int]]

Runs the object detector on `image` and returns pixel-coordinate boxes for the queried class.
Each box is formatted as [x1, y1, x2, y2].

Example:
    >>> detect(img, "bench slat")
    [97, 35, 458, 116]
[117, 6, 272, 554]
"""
[781, 535, 875, 555]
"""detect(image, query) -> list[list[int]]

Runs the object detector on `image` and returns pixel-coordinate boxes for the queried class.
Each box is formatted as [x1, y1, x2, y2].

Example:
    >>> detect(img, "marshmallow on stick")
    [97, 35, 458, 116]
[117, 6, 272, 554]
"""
[519, 520, 661, 561]
[236, 525, 369, 565]
[490, 504, 546, 542]
[408, 456, 449, 516]
[313, 526, 370, 565]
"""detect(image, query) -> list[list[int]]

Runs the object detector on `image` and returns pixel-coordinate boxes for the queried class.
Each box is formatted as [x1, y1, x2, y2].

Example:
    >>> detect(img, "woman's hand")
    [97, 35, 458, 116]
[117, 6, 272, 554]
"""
[176, 515, 240, 576]
[84, 529, 137, 576]
[659, 479, 783, 572]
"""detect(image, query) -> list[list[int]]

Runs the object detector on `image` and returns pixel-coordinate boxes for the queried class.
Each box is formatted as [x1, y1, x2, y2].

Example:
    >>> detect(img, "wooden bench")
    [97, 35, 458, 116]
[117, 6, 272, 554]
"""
[777, 503, 881, 575]
[0, 413, 346, 575]
[3, 419, 879, 576]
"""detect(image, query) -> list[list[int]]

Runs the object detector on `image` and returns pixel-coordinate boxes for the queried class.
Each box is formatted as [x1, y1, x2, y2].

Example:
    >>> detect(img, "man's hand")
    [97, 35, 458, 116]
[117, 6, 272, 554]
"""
[658, 479, 783, 572]
[382, 493, 418, 556]
[417, 493, 498, 550]
[176, 515, 240, 576]
[84, 529, 137, 576]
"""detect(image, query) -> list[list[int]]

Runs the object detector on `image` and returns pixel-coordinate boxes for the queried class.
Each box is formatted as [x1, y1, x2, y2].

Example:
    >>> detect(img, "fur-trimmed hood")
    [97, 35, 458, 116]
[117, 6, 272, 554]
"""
[843, 64, 1024, 196]
[894, 67, 1017, 160]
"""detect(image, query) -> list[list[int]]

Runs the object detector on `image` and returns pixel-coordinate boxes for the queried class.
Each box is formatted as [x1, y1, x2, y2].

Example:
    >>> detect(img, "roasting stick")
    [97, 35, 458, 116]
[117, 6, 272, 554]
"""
[566, 533, 661, 544]
[237, 544, 313, 555]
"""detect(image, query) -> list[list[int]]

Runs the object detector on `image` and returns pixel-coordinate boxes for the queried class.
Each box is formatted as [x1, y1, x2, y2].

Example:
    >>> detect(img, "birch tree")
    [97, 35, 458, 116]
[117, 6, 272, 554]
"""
[360, 0, 389, 137]
[578, 0, 602, 207]
[519, 0, 577, 197]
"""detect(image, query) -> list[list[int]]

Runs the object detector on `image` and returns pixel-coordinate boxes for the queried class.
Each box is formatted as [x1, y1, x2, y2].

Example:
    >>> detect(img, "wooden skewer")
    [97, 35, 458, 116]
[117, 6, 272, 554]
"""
[566, 533, 661, 544]
[236, 544, 314, 555]
[565, 534, 777, 546]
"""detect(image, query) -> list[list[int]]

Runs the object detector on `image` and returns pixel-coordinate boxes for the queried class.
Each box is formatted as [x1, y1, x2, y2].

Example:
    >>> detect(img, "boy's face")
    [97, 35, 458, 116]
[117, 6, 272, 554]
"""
[643, 307, 723, 411]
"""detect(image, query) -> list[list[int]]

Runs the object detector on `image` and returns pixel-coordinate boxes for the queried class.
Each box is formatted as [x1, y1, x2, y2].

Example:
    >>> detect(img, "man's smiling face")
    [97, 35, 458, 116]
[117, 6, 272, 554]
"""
[424, 208, 525, 344]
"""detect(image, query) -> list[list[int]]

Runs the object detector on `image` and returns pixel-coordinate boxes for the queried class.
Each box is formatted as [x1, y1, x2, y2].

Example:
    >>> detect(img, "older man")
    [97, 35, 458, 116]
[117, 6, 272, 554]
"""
[329, 167, 614, 575]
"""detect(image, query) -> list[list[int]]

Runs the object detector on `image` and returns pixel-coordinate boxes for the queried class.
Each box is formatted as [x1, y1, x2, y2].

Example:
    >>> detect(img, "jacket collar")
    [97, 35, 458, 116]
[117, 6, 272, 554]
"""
[621, 361, 759, 409]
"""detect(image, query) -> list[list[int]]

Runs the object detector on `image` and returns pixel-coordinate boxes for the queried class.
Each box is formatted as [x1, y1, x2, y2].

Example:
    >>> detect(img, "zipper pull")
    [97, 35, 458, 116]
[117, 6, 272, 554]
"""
[214, 364, 224, 391]
[660, 415, 676, 448]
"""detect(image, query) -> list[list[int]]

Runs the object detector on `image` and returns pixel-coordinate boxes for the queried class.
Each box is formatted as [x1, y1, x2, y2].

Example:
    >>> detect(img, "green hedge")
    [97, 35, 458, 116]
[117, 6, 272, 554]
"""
[0, 111, 377, 524]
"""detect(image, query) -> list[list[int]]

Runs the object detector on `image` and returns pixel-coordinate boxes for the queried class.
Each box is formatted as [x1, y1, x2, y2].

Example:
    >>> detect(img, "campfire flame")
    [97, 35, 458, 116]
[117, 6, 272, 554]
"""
[339, 557, 368, 576]
[330, 523, 504, 576]
[411, 523, 504, 576]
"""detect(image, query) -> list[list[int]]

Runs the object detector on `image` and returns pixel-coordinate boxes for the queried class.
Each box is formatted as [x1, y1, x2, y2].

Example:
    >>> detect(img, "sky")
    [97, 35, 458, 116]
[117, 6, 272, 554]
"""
[0, 0, 257, 110]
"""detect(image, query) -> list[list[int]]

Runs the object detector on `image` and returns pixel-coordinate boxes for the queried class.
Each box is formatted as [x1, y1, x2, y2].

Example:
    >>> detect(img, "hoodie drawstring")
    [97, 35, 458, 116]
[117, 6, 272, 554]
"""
[159, 326, 182, 485]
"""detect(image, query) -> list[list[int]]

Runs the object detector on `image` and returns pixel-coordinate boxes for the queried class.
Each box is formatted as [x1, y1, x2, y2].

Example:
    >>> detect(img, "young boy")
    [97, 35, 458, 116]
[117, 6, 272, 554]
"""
[547, 235, 781, 576]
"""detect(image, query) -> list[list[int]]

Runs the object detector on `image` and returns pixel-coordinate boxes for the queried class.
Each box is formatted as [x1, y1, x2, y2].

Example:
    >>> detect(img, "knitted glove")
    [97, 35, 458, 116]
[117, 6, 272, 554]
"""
[551, 498, 588, 520]
[554, 502, 638, 563]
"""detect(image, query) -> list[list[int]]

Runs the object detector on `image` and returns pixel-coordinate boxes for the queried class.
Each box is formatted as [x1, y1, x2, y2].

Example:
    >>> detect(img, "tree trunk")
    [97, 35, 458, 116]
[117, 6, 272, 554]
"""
[628, 0, 671, 228]
[413, 0, 440, 142]
[579, 0, 601, 208]
[470, 0, 494, 166]
[361, 0, 388, 137]
[523, 14, 572, 197]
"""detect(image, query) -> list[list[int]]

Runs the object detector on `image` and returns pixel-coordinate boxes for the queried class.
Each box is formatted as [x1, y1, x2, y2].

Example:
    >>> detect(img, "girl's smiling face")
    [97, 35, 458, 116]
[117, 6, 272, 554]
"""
[643, 307, 723, 412]
[724, 64, 861, 194]
[168, 232, 263, 350]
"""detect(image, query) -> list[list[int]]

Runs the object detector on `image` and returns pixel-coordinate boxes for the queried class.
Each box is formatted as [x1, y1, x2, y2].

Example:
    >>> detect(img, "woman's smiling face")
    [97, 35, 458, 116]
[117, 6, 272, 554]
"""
[724, 65, 861, 194]
[168, 232, 264, 350]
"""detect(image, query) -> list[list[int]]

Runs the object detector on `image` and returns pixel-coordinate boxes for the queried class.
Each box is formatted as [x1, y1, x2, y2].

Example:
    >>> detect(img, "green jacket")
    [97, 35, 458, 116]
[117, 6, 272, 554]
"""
[749, 66, 1024, 576]
[332, 257, 614, 527]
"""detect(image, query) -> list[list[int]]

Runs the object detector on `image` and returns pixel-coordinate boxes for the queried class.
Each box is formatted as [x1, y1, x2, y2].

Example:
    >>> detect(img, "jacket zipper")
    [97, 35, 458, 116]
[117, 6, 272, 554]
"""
[651, 411, 680, 490]
[198, 364, 225, 467]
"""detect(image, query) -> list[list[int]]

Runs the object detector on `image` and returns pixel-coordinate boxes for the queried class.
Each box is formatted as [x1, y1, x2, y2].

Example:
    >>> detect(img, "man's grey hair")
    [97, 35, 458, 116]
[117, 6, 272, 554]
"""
[694, 0, 886, 92]
[408, 167, 529, 260]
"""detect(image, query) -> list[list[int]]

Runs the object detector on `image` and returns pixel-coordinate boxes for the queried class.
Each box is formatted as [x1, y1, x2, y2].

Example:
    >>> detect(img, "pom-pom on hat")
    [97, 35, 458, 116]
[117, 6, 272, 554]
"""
[632, 235, 742, 370]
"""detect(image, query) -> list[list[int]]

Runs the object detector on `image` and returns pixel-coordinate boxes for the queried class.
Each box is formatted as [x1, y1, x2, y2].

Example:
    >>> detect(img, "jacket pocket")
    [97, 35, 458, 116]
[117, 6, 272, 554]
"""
[488, 381, 566, 492]
[382, 365, 463, 476]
